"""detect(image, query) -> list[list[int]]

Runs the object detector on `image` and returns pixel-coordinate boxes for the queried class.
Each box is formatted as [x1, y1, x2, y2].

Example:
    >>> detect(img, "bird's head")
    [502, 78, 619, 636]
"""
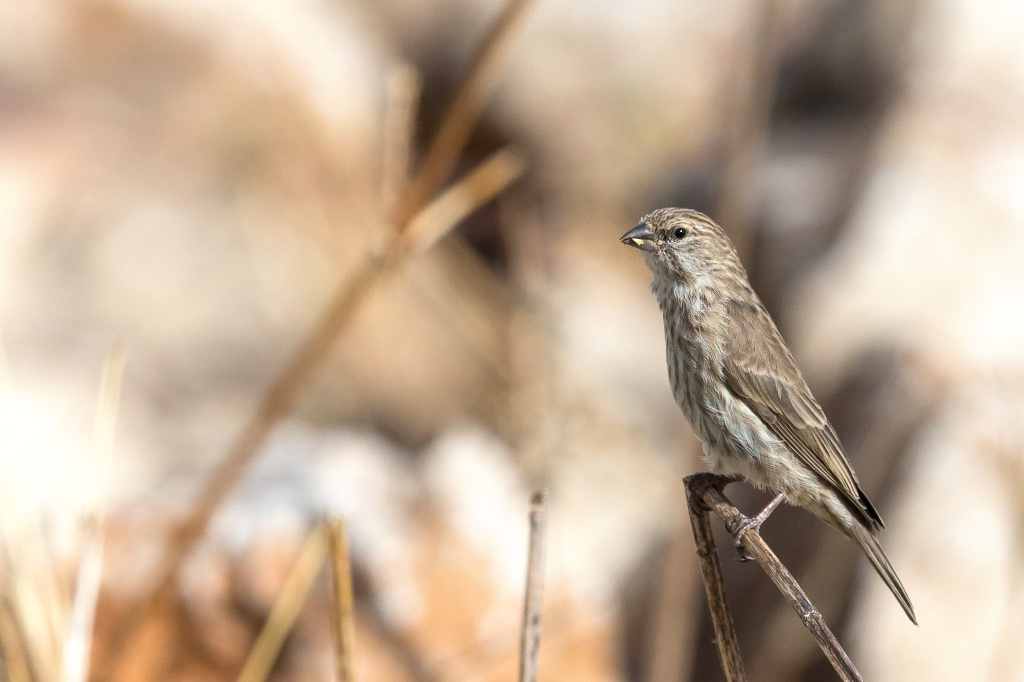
[620, 207, 742, 283]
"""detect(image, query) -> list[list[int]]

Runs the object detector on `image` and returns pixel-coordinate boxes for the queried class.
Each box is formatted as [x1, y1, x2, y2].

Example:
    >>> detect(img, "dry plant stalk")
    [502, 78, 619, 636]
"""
[392, 0, 534, 231]
[147, 145, 523, 612]
[684, 473, 864, 682]
[0, 345, 124, 682]
[101, 147, 525, 677]
[518, 490, 547, 682]
[97, 3, 534, 672]
[237, 524, 328, 682]
[327, 519, 357, 682]
[684, 481, 745, 682]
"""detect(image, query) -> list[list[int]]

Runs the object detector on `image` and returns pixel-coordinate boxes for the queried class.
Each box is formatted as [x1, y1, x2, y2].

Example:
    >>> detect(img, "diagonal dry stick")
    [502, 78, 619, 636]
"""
[392, 0, 533, 231]
[96, 3, 533, 676]
[237, 524, 328, 682]
[684, 473, 864, 682]
[96, 148, 525, 679]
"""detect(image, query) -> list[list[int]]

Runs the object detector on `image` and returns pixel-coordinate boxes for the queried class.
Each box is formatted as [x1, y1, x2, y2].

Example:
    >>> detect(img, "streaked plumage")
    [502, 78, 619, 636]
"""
[621, 207, 916, 624]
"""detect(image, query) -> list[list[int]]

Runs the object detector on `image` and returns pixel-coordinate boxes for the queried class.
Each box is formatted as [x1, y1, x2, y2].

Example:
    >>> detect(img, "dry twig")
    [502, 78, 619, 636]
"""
[684, 478, 746, 682]
[392, 0, 533, 231]
[684, 473, 864, 682]
[98, 145, 525, 679]
[97, 4, 533, 672]
[327, 519, 357, 682]
[518, 490, 547, 682]
[237, 525, 328, 682]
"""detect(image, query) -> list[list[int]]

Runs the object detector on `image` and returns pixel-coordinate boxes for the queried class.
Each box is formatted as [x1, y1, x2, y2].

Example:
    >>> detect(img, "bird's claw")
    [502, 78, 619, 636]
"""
[731, 493, 785, 562]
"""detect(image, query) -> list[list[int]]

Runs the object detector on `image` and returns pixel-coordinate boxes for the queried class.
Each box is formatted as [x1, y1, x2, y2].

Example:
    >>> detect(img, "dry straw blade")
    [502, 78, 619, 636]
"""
[400, 149, 527, 255]
[392, 0, 534, 231]
[0, 345, 124, 682]
[327, 519, 357, 682]
[237, 524, 328, 682]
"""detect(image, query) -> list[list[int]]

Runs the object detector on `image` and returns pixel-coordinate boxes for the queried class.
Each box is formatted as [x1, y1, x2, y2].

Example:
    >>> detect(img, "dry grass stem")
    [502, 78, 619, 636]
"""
[0, 346, 125, 682]
[327, 519, 357, 682]
[98, 3, 534, 674]
[237, 525, 328, 682]
[401, 149, 526, 254]
[100, 145, 525, 679]
[683, 478, 746, 682]
[685, 473, 864, 682]
[518, 490, 547, 682]
[392, 0, 533, 231]
[61, 346, 125, 682]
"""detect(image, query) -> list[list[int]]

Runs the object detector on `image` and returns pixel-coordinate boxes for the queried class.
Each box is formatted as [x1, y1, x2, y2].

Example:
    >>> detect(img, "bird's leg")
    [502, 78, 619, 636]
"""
[732, 493, 784, 561]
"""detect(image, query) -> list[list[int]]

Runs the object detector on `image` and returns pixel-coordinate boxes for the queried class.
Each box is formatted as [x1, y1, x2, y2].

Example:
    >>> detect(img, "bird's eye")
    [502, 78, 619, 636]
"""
[672, 227, 687, 239]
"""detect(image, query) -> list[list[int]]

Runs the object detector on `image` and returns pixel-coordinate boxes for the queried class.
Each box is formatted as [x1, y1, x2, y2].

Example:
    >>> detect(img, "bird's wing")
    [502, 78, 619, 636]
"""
[721, 298, 883, 530]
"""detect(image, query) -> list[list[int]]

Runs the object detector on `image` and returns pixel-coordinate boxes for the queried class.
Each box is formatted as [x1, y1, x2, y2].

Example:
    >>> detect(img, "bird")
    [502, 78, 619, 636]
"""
[620, 207, 916, 624]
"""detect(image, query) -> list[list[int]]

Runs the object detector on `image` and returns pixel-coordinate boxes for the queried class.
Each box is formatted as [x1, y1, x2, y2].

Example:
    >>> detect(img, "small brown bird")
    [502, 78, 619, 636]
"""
[621, 207, 916, 624]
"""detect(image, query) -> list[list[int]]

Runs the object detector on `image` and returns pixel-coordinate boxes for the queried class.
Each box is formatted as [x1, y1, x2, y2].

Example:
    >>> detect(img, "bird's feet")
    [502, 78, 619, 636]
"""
[732, 493, 784, 561]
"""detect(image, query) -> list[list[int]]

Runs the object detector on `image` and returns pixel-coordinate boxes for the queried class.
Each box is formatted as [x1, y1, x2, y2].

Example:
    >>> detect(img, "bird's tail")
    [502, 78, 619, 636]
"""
[849, 522, 917, 625]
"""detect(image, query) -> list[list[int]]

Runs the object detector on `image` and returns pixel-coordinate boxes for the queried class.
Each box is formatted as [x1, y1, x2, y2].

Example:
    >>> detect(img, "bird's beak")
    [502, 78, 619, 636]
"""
[620, 223, 658, 252]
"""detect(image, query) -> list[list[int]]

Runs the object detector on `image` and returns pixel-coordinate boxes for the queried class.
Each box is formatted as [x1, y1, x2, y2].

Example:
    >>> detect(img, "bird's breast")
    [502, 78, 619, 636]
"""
[664, 316, 718, 434]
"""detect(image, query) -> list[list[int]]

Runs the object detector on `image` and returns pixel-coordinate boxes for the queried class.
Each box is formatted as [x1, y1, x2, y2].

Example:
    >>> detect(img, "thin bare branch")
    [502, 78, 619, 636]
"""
[96, 147, 525, 681]
[237, 525, 327, 682]
[683, 477, 746, 682]
[518, 490, 547, 682]
[97, 3, 533, 673]
[685, 473, 864, 682]
[392, 0, 533, 232]
[327, 519, 357, 682]
[401, 148, 526, 254]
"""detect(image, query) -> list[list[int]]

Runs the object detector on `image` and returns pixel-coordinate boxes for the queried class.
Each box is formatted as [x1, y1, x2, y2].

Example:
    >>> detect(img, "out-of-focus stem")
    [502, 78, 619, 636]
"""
[518, 490, 547, 682]
[327, 519, 357, 682]
[237, 525, 327, 682]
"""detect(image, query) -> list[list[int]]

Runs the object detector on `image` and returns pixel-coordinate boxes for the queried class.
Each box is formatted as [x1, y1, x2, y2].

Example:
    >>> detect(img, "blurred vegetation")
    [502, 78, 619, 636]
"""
[0, 0, 1023, 681]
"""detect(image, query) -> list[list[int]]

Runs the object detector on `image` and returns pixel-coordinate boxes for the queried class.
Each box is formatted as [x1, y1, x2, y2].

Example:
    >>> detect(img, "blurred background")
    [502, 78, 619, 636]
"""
[1, 0, 1023, 680]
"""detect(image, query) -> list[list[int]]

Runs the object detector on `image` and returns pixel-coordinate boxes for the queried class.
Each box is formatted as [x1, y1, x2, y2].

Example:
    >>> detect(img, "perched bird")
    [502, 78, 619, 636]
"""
[621, 207, 916, 624]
